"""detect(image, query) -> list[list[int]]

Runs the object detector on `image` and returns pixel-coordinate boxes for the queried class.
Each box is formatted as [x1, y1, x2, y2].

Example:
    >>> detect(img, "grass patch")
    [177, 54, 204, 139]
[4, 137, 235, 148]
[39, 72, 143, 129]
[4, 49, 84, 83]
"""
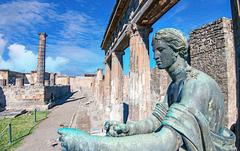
[0, 111, 49, 151]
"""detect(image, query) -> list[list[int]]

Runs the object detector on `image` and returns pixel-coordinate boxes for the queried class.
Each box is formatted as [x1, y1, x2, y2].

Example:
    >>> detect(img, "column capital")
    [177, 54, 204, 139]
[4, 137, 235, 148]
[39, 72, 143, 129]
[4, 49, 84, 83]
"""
[125, 23, 152, 38]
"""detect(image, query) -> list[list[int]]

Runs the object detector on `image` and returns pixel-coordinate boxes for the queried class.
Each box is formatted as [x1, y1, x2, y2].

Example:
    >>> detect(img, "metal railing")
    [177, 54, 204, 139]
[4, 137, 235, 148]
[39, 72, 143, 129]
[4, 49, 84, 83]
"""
[0, 109, 40, 145]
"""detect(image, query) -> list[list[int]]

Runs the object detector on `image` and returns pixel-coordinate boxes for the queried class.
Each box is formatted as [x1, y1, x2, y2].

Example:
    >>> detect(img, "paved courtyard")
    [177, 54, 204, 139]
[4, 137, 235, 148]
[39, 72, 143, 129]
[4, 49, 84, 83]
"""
[16, 91, 84, 151]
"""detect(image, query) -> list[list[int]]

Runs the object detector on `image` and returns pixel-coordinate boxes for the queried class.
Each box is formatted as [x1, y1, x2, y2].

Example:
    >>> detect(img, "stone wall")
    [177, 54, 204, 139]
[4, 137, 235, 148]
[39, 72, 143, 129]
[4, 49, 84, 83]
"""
[0, 70, 25, 85]
[70, 76, 95, 92]
[3, 85, 45, 110]
[0, 70, 9, 82]
[1, 85, 70, 110]
[45, 85, 71, 103]
[56, 75, 70, 86]
[189, 17, 237, 127]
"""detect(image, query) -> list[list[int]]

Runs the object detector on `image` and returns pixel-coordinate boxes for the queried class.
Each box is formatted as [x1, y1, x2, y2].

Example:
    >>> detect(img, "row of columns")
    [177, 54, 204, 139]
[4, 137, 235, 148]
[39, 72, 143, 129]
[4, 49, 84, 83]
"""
[104, 23, 152, 122]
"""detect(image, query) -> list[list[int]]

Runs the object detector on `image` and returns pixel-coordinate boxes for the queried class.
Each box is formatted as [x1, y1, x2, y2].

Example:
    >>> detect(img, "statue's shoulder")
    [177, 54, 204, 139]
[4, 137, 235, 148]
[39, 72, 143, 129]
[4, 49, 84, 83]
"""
[186, 65, 216, 85]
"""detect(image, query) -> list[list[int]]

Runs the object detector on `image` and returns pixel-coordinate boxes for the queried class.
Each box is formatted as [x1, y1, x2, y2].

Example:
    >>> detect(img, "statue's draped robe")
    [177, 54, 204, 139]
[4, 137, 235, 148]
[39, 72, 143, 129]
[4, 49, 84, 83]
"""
[161, 103, 236, 151]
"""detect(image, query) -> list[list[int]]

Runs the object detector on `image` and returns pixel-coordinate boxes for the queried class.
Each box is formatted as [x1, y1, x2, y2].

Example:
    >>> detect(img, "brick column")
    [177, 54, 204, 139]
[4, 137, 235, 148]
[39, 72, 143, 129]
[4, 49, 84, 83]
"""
[37, 32, 47, 85]
[127, 24, 152, 121]
[230, 0, 240, 149]
[109, 51, 124, 121]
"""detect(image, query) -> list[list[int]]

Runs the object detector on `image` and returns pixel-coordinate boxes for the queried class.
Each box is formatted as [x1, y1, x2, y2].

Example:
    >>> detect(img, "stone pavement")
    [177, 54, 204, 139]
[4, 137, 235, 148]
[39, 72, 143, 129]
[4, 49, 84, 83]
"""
[16, 91, 86, 151]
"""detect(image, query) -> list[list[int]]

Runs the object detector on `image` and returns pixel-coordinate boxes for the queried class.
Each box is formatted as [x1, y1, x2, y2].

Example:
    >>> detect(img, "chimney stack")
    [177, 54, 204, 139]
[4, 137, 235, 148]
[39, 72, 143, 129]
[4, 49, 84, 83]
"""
[36, 32, 47, 85]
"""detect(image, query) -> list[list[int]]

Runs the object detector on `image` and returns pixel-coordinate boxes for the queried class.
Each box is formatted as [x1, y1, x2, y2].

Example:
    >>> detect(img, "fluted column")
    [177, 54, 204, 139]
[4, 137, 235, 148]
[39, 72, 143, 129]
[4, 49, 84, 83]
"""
[37, 32, 47, 85]
[104, 60, 111, 106]
[230, 0, 240, 149]
[127, 24, 152, 121]
[110, 51, 124, 121]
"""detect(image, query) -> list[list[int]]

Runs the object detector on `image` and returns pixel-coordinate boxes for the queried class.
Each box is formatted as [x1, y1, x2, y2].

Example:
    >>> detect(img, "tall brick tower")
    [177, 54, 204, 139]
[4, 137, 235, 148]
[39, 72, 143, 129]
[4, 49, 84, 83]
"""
[36, 32, 47, 85]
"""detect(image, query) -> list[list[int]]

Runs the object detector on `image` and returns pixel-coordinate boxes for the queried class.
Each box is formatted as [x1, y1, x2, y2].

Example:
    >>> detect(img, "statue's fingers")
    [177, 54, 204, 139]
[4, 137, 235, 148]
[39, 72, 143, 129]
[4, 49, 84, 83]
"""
[104, 121, 119, 131]
[107, 128, 119, 137]
[113, 125, 123, 134]
[113, 123, 129, 134]
[104, 121, 111, 131]
[59, 136, 68, 150]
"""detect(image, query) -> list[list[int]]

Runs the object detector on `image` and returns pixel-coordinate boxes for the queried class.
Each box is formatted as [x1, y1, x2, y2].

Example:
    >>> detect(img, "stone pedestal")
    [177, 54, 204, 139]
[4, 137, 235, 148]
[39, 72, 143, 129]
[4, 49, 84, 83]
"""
[110, 51, 124, 121]
[16, 78, 24, 87]
[128, 24, 152, 121]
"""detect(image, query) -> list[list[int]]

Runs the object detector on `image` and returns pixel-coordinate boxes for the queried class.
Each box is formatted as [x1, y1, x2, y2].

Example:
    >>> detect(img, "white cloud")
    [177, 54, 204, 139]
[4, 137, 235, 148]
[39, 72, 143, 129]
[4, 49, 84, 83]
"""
[55, 10, 103, 46]
[0, 1, 54, 36]
[46, 56, 69, 73]
[0, 1, 104, 75]
[0, 43, 69, 73]
[46, 45, 104, 75]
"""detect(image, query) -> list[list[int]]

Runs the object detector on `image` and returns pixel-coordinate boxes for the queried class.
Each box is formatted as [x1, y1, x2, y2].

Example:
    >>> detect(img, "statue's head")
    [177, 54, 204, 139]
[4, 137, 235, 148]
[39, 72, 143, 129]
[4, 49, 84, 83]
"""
[152, 28, 188, 69]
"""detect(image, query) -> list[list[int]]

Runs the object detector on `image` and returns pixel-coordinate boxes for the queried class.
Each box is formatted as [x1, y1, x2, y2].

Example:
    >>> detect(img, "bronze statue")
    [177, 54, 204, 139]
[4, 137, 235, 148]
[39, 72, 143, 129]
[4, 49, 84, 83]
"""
[58, 28, 237, 151]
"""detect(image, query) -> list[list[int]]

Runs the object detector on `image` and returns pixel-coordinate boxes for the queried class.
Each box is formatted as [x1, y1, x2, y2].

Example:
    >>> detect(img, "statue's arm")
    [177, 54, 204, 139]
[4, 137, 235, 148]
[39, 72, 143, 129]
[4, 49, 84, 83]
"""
[126, 102, 168, 135]
[106, 93, 169, 136]
[59, 126, 183, 151]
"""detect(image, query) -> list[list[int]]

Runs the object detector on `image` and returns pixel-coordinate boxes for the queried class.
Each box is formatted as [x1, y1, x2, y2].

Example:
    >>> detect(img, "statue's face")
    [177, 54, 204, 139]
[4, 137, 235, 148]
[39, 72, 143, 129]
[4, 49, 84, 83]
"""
[153, 39, 177, 69]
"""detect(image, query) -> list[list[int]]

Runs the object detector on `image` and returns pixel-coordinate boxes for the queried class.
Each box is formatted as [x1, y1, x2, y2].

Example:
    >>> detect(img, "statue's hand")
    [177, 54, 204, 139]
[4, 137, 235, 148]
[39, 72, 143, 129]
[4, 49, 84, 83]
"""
[58, 128, 96, 151]
[104, 121, 130, 137]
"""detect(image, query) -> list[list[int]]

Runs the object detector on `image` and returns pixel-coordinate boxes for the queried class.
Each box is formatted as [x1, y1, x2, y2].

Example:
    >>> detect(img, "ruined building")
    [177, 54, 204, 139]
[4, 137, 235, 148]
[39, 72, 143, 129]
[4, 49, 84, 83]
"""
[0, 33, 71, 111]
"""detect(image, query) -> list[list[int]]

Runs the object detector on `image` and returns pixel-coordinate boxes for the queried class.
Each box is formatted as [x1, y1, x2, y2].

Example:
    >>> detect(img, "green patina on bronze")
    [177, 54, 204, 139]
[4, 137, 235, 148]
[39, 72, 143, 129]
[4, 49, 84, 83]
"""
[58, 28, 237, 151]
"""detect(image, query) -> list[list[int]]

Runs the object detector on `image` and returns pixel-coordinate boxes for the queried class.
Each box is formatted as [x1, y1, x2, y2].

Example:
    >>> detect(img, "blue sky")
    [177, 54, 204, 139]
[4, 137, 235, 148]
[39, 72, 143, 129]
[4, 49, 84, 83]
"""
[0, 0, 232, 76]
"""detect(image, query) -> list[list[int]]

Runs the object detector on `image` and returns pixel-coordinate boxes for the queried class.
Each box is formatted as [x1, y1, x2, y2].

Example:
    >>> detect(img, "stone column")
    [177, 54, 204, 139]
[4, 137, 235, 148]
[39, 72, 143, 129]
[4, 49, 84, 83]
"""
[104, 61, 111, 105]
[110, 51, 124, 121]
[37, 32, 47, 85]
[16, 78, 24, 87]
[95, 69, 104, 106]
[44, 80, 50, 86]
[230, 0, 240, 149]
[0, 79, 6, 87]
[127, 24, 152, 121]
[50, 73, 56, 86]
[103, 60, 112, 120]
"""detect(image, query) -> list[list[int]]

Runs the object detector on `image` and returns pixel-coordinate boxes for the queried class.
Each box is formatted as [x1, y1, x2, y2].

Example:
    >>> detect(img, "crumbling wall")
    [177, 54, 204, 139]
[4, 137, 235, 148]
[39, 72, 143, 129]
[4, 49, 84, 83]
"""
[1, 85, 70, 110]
[0, 70, 8, 83]
[45, 85, 71, 103]
[56, 76, 70, 85]
[3, 85, 46, 110]
[70, 76, 94, 92]
[189, 17, 237, 127]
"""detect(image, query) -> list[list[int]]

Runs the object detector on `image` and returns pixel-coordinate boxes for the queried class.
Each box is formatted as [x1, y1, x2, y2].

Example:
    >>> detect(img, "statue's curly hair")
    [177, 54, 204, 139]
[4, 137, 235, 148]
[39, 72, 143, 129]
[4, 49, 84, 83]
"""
[153, 28, 188, 60]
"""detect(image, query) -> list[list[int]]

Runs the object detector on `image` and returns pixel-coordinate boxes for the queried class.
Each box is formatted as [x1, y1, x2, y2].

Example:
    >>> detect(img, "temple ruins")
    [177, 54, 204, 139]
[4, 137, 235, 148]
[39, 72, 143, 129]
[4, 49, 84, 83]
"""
[0, 0, 239, 149]
[71, 0, 240, 147]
